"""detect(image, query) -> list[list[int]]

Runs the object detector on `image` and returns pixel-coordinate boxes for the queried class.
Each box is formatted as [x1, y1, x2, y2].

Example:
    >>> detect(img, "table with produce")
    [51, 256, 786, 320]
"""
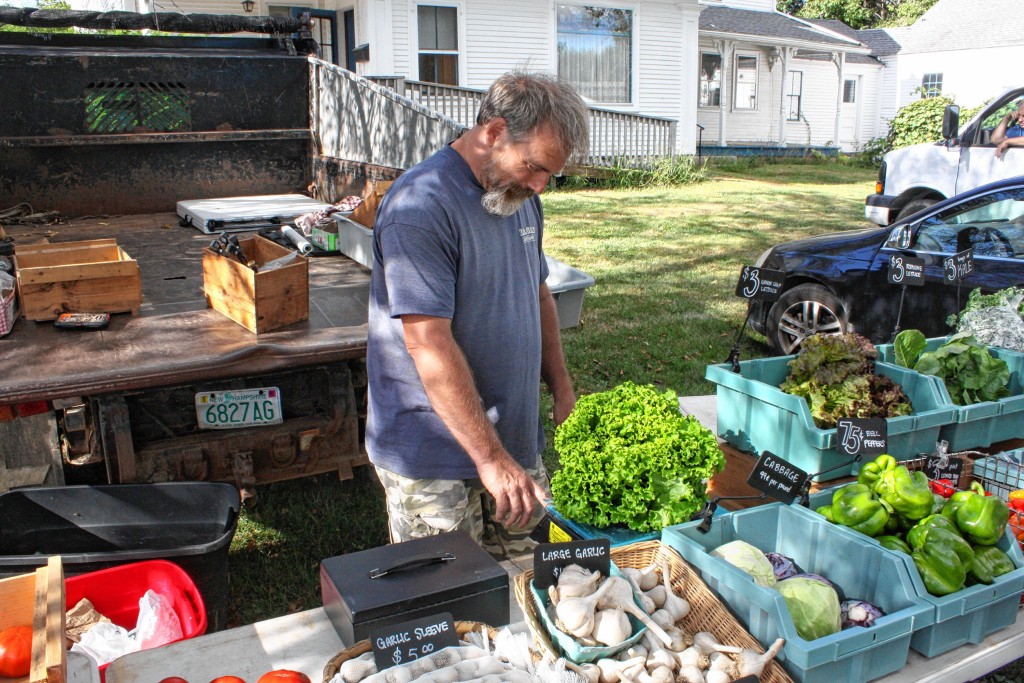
[4, 289, 1024, 683]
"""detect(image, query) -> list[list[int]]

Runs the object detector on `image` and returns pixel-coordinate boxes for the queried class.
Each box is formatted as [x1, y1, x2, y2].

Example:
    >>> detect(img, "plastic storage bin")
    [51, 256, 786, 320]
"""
[802, 483, 1024, 657]
[66, 560, 207, 681]
[0, 482, 240, 632]
[706, 357, 955, 480]
[544, 257, 595, 329]
[973, 448, 1024, 499]
[544, 505, 659, 546]
[876, 337, 1024, 450]
[661, 503, 933, 683]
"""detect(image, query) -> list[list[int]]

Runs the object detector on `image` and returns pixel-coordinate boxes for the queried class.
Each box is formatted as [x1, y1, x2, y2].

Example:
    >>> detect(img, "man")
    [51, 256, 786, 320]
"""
[366, 71, 590, 559]
[992, 98, 1024, 159]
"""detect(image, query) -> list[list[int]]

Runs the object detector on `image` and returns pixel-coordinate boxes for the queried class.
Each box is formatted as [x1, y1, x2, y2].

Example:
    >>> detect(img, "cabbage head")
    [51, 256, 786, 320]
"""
[776, 576, 842, 641]
[710, 540, 776, 587]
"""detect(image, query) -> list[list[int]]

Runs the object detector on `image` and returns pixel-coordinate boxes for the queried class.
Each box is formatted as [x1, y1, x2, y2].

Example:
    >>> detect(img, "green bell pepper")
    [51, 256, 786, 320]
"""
[875, 465, 934, 522]
[815, 505, 835, 523]
[911, 531, 970, 596]
[942, 482, 1010, 546]
[876, 534, 911, 554]
[832, 483, 892, 537]
[857, 454, 897, 490]
[905, 514, 962, 549]
[909, 525, 974, 573]
[968, 545, 1016, 585]
[930, 492, 947, 516]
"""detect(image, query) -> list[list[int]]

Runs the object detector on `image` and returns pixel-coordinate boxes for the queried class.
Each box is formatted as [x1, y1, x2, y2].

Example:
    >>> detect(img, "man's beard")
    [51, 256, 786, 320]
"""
[480, 155, 535, 216]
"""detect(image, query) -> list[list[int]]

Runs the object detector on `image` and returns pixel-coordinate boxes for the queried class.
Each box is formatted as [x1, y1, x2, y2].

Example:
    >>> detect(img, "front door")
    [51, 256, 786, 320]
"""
[839, 75, 862, 151]
[290, 7, 339, 65]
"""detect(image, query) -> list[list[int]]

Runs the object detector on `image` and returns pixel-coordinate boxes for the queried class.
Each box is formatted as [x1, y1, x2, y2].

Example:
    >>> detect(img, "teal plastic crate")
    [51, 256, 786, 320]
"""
[706, 357, 955, 481]
[801, 485, 1024, 657]
[972, 448, 1024, 500]
[661, 503, 933, 683]
[876, 337, 1024, 450]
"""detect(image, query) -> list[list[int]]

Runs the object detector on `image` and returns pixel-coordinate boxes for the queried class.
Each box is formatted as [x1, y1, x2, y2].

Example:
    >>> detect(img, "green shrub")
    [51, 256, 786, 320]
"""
[888, 95, 954, 149]
[562, 155, 707, 189]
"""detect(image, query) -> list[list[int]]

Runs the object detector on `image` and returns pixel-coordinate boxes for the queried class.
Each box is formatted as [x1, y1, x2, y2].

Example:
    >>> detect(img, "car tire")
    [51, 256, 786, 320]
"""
[895, 198, 938, 222]
[766, 284, 849, 355]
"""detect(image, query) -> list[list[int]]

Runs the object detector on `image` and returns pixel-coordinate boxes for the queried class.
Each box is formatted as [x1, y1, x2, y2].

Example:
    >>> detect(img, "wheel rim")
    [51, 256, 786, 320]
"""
[776, 300, 845, 354]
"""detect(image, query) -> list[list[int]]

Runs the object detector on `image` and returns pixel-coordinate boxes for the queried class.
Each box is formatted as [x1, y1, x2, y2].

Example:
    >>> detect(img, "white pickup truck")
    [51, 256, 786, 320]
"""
[865, 86, 1024, 225]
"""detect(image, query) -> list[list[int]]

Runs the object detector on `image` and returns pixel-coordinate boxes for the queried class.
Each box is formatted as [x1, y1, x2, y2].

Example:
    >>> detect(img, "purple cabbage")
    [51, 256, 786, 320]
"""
[765, 552, 803, 581]
[841, 599, 885, 629]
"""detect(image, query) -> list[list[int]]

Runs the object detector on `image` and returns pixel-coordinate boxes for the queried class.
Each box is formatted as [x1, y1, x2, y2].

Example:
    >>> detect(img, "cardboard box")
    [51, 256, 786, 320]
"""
[13, 239, 142, 321]
[0, 556, 66, 683]
[202, 235, 308, 334]
[320, 530, 509, 644]
[348, 180, 394, 229]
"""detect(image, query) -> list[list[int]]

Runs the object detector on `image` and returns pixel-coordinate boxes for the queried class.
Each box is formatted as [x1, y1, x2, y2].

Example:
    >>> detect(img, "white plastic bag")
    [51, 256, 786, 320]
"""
[70, 622, 136, 666]
[135, 589, 183, 650]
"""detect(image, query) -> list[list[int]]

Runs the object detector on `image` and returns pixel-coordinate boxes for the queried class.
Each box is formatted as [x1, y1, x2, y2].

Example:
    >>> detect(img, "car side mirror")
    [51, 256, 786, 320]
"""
[887, 224, 912, 249]
[942, 105, 960, 144]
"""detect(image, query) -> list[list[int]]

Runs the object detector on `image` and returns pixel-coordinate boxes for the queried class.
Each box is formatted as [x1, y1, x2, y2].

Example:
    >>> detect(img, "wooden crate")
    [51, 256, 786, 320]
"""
[14, 239, 142, 321]
[0, 556, 66, 683]
[202, 235, 308, 334]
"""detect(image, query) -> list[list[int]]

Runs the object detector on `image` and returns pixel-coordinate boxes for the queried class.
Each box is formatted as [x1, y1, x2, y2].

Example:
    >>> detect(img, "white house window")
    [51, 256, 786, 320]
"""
[557, 5, 633, 104]
[733, 54, 757, 110]
[417, 5, 458, 86]
[843, 79, 857, 103]
[787, 71, 802, 120]
[921, 73, 943, 98]
[699, 53, 721, 107]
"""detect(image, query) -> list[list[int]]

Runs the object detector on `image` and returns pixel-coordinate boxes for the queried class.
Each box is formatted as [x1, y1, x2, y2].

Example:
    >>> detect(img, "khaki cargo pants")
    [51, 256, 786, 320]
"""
[374, 458, 550, 561]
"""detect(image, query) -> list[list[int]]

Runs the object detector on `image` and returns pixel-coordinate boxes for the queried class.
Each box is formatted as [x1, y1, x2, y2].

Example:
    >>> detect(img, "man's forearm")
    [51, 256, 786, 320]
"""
[402, 316, 508, 468]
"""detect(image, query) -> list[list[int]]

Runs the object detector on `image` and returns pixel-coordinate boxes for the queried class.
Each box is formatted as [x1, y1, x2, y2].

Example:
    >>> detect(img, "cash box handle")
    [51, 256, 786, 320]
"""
[369, 552, 456, 578]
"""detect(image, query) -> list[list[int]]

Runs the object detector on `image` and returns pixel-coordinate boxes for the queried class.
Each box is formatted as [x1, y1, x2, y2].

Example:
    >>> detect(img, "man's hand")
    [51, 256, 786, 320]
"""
[476, 453, 548, 528]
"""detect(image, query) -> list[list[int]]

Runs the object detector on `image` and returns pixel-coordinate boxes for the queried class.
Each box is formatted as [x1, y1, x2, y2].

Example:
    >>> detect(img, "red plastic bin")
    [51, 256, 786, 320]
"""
[66, 559, 207, 680]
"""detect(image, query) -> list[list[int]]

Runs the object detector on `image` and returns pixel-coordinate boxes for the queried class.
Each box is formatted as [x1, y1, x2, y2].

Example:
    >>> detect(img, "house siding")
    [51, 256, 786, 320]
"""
[895, 47, 1021, 109]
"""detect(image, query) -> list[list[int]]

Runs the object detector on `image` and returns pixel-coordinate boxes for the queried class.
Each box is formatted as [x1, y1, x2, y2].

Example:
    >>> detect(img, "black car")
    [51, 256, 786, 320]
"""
[751, 176, 1024, 354]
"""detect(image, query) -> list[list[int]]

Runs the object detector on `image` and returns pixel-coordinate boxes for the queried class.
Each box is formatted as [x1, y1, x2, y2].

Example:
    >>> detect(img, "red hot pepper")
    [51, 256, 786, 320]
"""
[930, 479, 956, 498]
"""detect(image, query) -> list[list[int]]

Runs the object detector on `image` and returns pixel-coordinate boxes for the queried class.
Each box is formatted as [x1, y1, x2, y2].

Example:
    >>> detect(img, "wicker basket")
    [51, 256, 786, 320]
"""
[513, 540, 794, 683]
[322, 621, 498, 683]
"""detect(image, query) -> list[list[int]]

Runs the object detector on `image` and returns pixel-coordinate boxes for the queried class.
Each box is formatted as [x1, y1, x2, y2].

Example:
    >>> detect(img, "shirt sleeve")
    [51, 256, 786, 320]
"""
[376, 218, 458, 320]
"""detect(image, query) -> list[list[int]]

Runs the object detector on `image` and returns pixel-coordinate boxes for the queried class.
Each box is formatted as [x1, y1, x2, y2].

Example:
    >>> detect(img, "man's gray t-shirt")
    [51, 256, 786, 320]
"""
[366, 144, 549, 480]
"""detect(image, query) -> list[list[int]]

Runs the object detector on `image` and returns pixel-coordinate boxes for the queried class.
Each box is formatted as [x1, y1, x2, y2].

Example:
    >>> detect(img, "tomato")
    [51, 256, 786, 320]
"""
[0, 625, 33, 678]
[257, 671, 311, 683]
[159, 678, 191, 683]
[209, 676, 247, 683]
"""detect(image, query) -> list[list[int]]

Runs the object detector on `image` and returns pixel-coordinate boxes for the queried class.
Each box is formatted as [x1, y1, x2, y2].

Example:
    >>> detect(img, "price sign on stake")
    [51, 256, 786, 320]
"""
[943, 248, 974, 284]
[887, 254, 926, 286]
[369, 613, 459, 671]
[735, 266, 787, 302]
[747, 451, 810, 505]
[533, 538, 610, 590]
[837, 418, 887, 458]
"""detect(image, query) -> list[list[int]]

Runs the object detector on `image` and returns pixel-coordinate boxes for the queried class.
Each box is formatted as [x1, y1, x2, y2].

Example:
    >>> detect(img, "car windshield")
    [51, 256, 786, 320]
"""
[906, 188, 1024, 259]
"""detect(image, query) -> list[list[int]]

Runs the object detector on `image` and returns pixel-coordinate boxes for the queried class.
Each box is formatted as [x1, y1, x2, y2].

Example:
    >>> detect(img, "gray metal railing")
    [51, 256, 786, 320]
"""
[368, 76, 677, 168]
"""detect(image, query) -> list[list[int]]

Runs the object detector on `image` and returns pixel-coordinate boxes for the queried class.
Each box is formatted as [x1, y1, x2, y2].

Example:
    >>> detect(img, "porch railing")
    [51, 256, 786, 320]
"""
[368, 76, 677, 168]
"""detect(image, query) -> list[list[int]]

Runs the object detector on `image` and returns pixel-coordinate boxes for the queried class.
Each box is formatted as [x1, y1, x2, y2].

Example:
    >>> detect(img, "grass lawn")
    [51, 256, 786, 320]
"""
[225, 159, 1020, 681]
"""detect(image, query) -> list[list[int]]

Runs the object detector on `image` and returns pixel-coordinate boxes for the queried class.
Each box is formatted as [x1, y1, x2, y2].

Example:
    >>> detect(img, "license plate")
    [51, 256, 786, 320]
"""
[195, 387, 283, 429]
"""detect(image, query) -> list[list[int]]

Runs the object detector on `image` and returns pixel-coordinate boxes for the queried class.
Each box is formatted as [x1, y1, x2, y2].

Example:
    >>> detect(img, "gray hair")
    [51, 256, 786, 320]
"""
[476, 71, 590, 160]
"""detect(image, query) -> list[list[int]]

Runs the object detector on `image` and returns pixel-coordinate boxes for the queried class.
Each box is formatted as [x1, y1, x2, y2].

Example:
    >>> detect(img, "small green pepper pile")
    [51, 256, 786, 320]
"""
[816, 454, 1015, 596]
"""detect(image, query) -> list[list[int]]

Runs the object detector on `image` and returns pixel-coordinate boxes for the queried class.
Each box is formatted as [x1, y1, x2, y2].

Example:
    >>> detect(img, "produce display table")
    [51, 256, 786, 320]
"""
[102, 559, 1024, 683]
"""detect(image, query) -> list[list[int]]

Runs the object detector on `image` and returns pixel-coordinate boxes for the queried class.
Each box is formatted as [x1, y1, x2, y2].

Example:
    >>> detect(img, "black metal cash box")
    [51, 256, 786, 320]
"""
[320, 530, 510, 644]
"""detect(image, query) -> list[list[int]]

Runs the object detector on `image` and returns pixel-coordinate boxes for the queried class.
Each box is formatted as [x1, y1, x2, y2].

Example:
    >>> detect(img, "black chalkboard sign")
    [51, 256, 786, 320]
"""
[837, 418, 888, 458]
[369, 613, 460, 670]
[746, 451, 810, 505]
[735, 266, 787, 302]
[533, 538, 611, 590]
[943, 248, 974, 284]
[887, 254, 926, 286]
[924, 455, 965, 484]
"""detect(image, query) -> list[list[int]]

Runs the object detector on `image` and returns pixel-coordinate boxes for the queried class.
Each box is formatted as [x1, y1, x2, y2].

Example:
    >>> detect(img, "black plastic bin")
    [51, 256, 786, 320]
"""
[0, 482, 241, 632]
